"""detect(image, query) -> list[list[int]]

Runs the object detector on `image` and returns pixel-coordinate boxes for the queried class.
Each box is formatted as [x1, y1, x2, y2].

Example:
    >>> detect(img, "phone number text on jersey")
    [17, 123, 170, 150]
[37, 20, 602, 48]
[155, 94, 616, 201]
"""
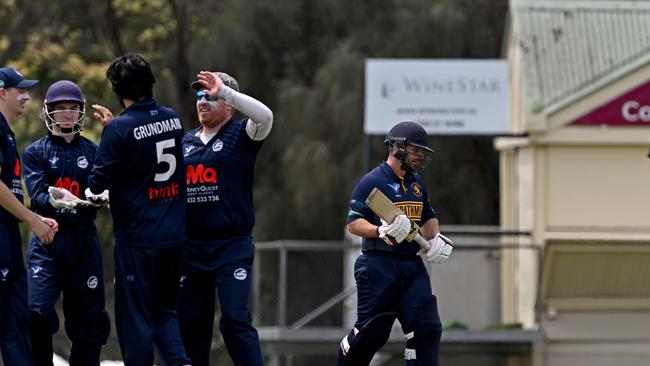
[187, 185, 219, 203]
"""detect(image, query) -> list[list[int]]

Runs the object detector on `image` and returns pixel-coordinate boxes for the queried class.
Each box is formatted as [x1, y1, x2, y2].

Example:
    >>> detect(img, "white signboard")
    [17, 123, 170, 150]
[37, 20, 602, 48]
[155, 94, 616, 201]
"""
[365, 59, 508, 135]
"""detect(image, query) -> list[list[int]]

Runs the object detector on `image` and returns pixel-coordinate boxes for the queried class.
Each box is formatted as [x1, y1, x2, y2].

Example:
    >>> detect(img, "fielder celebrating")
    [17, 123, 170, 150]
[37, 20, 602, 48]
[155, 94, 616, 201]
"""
[88, 54, 191, 366]
[22, 80, 110, 366]
[0, 67, 58, 365]
[337, 121, 453, 366]
[177, 71, 272, 366]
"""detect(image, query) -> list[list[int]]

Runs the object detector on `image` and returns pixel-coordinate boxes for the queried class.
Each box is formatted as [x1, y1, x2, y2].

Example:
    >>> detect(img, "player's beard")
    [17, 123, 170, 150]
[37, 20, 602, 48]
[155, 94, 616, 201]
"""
[197, 100, 225, 128]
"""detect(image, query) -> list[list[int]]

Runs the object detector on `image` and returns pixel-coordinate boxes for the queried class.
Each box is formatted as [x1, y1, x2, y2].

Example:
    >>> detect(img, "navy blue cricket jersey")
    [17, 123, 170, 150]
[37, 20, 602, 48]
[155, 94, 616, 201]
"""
[182, 118, 263, 241]
[88, 98, 186, 246]
[0, 113, 23, 224]
[347, 161, 436, 256]
[22, 133, 99, 234]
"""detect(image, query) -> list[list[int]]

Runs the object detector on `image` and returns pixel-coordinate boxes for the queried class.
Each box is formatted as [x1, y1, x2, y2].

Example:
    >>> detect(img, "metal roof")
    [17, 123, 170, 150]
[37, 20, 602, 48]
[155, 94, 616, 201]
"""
[511, 0, 650, 113]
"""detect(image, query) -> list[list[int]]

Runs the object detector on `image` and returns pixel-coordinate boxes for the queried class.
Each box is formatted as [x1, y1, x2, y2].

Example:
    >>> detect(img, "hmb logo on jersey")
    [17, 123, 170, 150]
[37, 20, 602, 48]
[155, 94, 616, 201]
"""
[186, 164, 217, 185]
[234, 268, 247, 281]
[77, 156, 89, 169]
[87, 276, 98, 289]
[148, 182, 180, 201]
[55, 177, 80, 197]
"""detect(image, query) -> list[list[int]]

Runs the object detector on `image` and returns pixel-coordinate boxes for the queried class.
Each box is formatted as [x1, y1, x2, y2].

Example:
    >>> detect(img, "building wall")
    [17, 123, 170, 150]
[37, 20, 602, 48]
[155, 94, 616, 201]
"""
[500, 4, 650, 366]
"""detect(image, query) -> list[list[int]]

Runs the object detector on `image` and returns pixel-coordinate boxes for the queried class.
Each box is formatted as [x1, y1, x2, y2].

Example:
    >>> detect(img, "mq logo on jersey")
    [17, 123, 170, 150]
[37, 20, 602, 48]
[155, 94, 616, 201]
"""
[186, 163, 217, 185]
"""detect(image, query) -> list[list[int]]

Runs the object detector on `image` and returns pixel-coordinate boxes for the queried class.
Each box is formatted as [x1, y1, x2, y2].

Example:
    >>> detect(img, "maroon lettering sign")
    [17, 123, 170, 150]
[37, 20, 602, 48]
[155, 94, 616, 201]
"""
[569, 79, 650, 126]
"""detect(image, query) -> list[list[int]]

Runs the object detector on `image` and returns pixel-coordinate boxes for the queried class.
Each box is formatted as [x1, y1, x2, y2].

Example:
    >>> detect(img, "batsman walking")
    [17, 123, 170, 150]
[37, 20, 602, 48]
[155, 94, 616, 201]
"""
[337, 121, 453, 366]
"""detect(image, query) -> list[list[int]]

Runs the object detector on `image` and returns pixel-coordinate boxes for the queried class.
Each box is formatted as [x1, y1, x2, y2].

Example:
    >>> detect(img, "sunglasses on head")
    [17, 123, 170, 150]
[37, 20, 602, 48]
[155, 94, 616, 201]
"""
[195, 91, 219, 101]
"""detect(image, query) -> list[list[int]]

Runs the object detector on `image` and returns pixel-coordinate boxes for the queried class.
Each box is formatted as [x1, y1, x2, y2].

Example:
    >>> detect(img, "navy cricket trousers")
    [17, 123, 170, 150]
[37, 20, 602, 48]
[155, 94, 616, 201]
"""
[178, 236, 263, 366]
[27, 231, 109, 366]
[353, 252, 441, 360]
[114, 242, 190, 366]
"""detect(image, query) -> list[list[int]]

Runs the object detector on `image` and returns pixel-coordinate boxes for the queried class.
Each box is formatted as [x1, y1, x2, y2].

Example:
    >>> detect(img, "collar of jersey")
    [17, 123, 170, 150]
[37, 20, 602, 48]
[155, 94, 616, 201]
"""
[120, 97, 157, 114]
[380, 161, 415, 184]
[0, 113, 10, 133]
[191, 119, 234, 143]
[47, 131, 79, 144]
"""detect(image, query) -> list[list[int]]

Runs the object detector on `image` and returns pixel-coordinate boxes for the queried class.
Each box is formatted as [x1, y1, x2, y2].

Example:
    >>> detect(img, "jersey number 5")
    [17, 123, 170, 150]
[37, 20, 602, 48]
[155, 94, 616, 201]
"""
[154, 138, 177, 182]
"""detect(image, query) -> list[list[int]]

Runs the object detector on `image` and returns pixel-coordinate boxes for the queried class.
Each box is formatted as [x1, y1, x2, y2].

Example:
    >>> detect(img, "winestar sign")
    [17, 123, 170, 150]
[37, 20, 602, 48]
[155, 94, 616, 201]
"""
[364, 59, 508, 135]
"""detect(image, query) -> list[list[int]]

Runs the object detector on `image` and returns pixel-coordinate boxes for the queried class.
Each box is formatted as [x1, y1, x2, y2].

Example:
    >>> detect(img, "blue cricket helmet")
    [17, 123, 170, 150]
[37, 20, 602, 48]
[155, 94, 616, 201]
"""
[384, 121, 433, 152]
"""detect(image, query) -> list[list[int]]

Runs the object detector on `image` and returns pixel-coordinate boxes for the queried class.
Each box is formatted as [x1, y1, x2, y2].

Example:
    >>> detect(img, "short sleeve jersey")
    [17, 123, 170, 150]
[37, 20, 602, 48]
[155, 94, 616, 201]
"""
[88, 98, 186, 246]
[347, 161, 436, 256]
[0, 113, 23, 223]
[182, 118, 263, 241]
[22, 134, 99, 234]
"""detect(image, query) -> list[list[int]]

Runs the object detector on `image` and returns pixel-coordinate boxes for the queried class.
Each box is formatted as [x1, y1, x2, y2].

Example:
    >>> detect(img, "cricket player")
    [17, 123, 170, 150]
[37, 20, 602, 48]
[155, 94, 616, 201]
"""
[23, 80, 110, 365]
[88, 54, 191, 366]
[177, 71, 272, 366]
[0, 67, 58, 365]
[337, 121, 453, 366]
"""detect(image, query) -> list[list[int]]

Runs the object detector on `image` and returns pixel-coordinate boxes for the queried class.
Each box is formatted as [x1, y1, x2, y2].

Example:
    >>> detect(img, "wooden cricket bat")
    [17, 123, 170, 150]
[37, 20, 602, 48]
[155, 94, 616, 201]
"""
[365, 187, 431, 252]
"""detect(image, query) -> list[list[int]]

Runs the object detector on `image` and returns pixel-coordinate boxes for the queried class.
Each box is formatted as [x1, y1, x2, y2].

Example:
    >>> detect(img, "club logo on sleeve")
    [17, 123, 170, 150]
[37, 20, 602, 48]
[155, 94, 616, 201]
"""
[31, 265, 44, 278]
[233, 268, 247, 280]
[184, 145, 196, 156]
[0, 268, 9, 281]
[411, 183, 422, 197]
[212, 139, 223, 152]
[87, 276, 98, 289]
[77, 156, 89, 169]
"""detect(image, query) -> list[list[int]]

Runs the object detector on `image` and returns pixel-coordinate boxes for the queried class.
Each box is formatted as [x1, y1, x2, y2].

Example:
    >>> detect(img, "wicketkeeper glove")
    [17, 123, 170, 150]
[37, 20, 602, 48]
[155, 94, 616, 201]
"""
[425, 233, 453, 264]
[84, 187, 110, 207]
[378, 214, 415, 245]
[48, 187, 87, 209]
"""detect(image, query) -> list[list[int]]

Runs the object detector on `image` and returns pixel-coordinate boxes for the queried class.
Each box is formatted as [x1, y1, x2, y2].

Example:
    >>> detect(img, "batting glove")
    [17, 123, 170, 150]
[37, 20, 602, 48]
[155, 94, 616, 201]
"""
[378, 214, 413, 245]
[48, 187, 84, 209]
[84, 188, 110, 207]
[425, 233, 453, 263]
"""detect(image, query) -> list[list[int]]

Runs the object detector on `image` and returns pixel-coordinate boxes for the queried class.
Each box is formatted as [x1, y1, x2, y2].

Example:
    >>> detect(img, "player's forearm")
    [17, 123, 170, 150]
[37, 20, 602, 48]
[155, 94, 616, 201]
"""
[347, 218, 380, 238]
[219, 85, 273, 140]
[0, 181, 39, 224]
[420, 218, 439, 241]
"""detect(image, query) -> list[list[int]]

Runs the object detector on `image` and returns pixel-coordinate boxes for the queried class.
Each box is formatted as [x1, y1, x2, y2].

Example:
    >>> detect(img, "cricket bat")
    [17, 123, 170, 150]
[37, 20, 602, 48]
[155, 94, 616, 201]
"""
[365, 187, 431, 252]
